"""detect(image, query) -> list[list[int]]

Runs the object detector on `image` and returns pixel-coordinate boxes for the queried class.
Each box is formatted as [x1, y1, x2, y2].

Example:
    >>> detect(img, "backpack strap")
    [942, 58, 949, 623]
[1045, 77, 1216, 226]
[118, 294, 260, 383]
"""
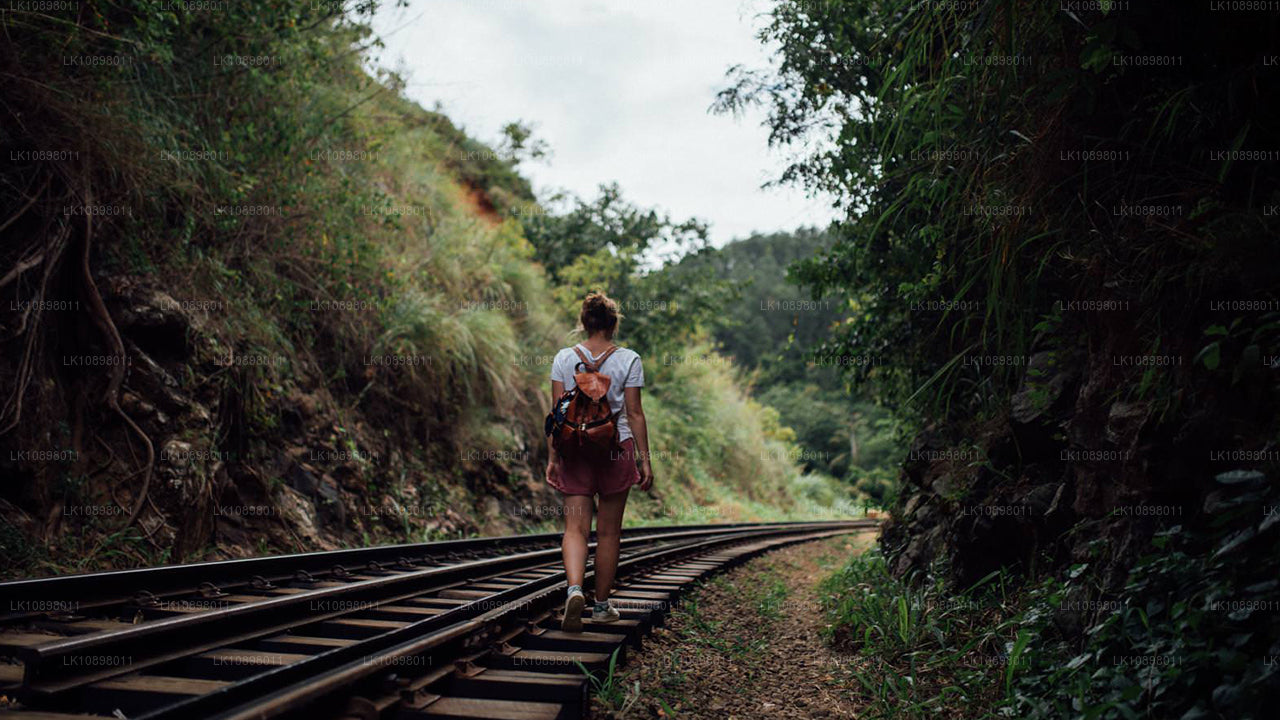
[595, 345, 619, 370]
[572, 344, 619, 372]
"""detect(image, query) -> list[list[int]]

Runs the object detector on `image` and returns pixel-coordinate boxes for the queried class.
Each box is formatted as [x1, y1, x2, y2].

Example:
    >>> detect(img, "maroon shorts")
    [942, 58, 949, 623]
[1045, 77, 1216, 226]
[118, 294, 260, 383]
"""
[549, 438, 641, 497]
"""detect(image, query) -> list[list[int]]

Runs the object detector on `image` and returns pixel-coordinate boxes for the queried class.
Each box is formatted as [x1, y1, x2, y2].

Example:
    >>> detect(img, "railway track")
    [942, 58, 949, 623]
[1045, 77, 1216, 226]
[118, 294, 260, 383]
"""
[0, 520, 876, 720]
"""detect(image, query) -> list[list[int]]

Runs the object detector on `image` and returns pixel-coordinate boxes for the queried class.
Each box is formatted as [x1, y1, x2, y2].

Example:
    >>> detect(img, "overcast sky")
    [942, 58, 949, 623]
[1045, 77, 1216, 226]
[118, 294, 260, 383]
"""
[370, 0, 838, 247]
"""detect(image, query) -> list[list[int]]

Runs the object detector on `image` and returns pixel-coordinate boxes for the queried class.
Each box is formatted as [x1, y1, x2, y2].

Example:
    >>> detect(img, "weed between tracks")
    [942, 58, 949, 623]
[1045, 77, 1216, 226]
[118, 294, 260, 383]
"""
[678, 590, 769, 660]
[577, 649, 641, 716]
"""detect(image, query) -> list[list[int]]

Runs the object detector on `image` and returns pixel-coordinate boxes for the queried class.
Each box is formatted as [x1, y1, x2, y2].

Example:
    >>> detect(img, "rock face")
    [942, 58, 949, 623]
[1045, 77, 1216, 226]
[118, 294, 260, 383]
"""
[0, 276, 556, 574]
[881, 337, 1236, 592]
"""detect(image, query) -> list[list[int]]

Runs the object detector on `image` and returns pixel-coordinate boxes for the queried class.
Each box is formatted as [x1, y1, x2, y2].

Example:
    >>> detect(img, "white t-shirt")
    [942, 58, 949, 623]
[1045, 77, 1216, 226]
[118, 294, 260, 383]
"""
[550, 344, 644, 442]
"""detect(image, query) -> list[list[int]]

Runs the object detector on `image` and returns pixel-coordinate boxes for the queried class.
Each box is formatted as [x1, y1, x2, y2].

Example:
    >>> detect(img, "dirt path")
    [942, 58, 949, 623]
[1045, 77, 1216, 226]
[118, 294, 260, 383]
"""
[593, 532, 876, 719]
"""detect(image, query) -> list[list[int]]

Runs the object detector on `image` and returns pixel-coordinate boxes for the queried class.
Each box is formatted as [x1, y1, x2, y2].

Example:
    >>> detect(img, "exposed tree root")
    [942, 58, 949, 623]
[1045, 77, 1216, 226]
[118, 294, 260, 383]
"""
[0, 221, 68, 435]
[0, 176, 50, 241]
[90, 434, 117, 478]
[77, 184, 155, 530]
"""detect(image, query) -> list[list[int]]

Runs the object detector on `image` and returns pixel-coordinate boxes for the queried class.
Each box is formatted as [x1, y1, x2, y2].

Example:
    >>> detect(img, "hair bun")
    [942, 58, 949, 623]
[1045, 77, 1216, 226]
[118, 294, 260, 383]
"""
[579, 292, 621, 337]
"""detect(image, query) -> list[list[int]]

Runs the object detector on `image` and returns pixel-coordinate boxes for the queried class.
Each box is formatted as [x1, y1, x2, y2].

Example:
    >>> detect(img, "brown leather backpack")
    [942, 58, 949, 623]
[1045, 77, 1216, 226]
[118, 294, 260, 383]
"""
[549, 345, 621, 457]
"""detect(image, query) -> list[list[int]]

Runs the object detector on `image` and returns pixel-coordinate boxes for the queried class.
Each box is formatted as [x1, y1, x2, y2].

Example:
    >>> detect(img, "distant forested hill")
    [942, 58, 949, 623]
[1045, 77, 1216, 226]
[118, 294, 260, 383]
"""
[667, 228, 900, 504]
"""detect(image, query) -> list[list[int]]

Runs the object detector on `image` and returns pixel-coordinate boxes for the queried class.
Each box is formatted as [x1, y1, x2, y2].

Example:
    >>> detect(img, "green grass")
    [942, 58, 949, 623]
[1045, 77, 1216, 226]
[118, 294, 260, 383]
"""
[576, 648, 641, 716]
[755, 575, 790, 621]
[818, 550, 1017, 719]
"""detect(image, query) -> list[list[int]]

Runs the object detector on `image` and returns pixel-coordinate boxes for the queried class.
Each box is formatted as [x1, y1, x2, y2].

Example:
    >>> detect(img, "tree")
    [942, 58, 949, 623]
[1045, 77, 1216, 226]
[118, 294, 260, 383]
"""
[497, 121, 550, 166]
[522, 184, 735, 356]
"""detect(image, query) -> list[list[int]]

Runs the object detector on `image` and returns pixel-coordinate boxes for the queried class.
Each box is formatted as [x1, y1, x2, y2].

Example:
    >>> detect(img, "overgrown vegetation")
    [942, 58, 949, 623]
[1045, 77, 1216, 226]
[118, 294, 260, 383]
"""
[0, 0, 564, 567]
[721, 0, 1280, 716]
[0, 0, 858, 576]
[821, 470, 1280, 719]
[1006, 470, 1280, 719]
[819, 550, 1012, 718]
[721, 0, 1279, 421]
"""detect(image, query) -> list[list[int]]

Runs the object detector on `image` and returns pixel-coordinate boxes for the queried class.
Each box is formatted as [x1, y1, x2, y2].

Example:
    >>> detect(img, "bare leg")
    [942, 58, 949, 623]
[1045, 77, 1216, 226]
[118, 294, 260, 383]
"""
[562, 495, 594, 588]
[592, 488, 630, 602]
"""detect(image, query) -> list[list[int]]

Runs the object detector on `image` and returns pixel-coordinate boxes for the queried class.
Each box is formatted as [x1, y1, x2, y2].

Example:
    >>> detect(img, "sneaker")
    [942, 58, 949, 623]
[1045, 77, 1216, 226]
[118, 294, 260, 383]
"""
[561, 587, 585, 633]
[592, 599, 621, 623]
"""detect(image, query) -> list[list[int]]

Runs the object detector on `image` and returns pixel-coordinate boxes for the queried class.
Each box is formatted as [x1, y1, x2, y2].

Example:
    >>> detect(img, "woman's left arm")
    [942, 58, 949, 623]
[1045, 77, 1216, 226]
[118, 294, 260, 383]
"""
[624, 386, 653, 491]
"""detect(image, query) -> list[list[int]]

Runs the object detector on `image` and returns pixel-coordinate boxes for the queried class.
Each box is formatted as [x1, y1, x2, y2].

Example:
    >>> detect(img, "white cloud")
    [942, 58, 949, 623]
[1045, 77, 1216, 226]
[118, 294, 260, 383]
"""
[371, 0, 838, 246]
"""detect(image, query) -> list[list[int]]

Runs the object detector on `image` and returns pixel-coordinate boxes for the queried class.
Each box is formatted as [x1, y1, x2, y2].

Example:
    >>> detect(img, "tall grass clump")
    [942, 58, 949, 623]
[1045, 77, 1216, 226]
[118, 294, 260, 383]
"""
[818, 550, 1019, 719]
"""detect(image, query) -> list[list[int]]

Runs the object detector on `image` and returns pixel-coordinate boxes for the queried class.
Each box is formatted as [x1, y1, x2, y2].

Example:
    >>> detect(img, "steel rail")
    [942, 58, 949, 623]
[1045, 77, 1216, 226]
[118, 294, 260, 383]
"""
[145, 521, 875, 720]
[0, 521, 786, 621]
[0, 520, 877, 720]
[3, 522, 857, 698]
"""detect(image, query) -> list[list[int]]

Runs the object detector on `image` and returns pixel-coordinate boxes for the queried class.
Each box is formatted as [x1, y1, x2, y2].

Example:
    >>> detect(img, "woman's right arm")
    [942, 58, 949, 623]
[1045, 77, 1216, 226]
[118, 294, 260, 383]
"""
[546, 379, 564, 482]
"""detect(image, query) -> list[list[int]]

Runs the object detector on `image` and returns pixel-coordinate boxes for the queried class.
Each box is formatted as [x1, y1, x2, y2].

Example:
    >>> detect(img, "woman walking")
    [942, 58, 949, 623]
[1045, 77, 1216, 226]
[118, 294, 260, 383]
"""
[545, 292, 654, 632]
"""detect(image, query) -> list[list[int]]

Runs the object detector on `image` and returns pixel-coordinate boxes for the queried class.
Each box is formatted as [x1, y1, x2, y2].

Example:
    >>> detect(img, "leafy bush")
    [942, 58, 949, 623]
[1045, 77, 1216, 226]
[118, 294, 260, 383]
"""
[1007, 470, 1280, 719]
[820, 469, 1280, 718]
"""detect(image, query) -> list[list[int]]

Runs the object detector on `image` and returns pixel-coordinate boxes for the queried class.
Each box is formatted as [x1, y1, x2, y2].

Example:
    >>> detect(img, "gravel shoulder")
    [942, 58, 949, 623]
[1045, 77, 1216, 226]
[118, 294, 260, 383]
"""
[593, 532, 876, 719]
